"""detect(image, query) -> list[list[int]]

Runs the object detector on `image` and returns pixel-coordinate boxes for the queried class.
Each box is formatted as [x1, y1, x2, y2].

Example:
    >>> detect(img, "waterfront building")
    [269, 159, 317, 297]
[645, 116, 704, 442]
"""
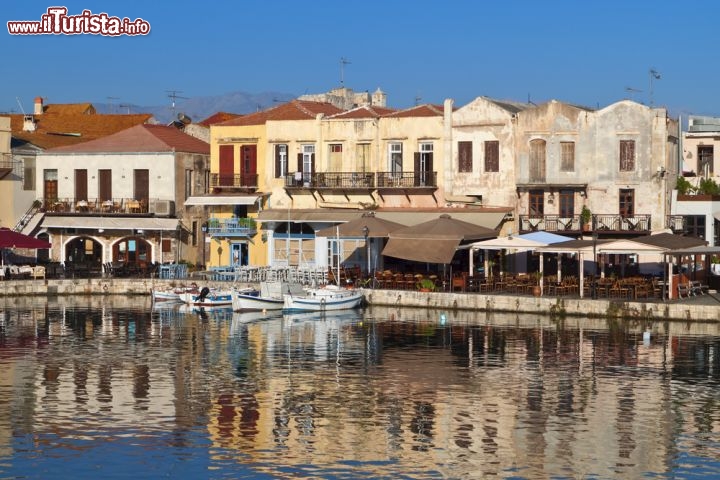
[2, 96, 154, 235]
[27, 124, 210, 274]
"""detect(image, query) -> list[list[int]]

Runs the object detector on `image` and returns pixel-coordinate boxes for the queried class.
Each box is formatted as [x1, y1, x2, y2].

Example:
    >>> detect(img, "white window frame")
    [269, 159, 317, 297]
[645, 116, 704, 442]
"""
[389, 142, 402, 175]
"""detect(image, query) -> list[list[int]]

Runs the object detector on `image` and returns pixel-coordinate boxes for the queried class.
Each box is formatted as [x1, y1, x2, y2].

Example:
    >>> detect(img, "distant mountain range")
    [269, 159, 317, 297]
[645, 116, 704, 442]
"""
[94, 90, 297, 124]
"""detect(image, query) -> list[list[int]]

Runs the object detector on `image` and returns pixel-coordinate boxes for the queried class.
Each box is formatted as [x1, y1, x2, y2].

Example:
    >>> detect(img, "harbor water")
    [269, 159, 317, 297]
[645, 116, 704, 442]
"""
[0, 295, 718, 479]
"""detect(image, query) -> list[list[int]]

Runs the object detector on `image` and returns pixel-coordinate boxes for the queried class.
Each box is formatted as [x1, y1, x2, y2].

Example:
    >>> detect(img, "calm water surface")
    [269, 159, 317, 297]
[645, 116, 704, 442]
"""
[0, 296, 719, 479]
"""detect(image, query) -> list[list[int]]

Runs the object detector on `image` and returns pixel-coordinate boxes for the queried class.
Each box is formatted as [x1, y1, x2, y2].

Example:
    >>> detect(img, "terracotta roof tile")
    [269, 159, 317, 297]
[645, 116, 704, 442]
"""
[385, 104, 445, 118]
[216, 100, 343, 126]
[10, 112, 154, 150]
[42, 103, 95, 115]
[328, 105, 397, 119]
[198, 112, 243, 126]
[46, 124, 209, 154]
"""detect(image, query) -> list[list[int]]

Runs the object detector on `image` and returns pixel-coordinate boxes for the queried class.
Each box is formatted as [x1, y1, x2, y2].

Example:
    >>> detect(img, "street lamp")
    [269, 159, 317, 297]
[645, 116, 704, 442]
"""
[362, 225, 370, 280]
[592, 232, 598, 299]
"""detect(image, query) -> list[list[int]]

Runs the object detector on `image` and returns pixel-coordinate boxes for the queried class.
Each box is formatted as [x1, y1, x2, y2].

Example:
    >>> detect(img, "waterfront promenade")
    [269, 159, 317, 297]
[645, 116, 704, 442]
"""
[0, 276, 718, 322]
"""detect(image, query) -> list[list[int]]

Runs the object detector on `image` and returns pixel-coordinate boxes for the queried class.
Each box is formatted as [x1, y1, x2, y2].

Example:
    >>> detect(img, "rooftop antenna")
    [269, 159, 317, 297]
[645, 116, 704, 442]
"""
[527, 93, 536, 106]
[166, 90, 188, 116]
[15, 97, 26, 114]
[414, 95, 422, 106]
[624, 86, 642, 101]
[340, 57, 351, 87]
[119, 103, 132, 114]
[649, 68, 661, 107]
[106, 96, 119, 113]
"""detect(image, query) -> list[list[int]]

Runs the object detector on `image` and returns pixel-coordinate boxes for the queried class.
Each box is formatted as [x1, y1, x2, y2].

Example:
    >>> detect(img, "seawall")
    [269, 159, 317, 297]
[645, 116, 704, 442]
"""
[0, 279, 718, 322]
[360, 288, 720, 322]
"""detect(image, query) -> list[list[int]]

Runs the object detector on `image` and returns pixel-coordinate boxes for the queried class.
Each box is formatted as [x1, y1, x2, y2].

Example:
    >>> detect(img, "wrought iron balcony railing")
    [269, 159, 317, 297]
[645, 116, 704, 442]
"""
[519, 214, 651, 234]
[210, 173, 258, 189]
[283, 171, 438, 189]
[205, 217, 257, 237]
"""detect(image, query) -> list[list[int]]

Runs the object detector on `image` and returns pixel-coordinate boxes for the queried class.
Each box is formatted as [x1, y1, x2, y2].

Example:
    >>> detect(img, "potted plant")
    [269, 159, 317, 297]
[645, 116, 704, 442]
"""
[531, 271, 543, 297]
[581, 205, 592, 231]
[417, 278, 436, 292]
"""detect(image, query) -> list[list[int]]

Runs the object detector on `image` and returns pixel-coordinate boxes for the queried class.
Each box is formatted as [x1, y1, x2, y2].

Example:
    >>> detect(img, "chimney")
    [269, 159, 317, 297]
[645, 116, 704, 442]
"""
[34, 97, 43, 115]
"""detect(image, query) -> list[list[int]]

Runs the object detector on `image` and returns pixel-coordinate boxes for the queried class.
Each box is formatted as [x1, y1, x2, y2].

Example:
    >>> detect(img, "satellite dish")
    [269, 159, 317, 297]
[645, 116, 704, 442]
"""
[177, 113, 191, 124]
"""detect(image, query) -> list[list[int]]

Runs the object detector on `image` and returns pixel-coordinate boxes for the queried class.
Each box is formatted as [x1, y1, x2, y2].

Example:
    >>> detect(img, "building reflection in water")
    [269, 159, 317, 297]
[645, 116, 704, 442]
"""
[0, 297, 717, 478]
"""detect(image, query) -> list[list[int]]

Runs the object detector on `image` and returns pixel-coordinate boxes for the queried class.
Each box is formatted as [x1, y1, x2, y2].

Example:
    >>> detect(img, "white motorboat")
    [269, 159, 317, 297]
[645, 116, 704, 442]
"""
[232, 281, 306, 311]
[179, 286, 233, 307]
[282, 284, 364, 312]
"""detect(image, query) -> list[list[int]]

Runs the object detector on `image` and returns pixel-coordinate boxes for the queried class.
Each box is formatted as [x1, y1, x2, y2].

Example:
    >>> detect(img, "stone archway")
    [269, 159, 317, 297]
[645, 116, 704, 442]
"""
[64, 236, 103, 277]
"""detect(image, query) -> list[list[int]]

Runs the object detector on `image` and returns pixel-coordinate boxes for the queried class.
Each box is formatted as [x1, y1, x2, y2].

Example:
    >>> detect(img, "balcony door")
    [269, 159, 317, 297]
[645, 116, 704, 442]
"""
[219, 145, 234, 186]
[619, 189, 634, 218]
[75, 169, 87, 201]
[240, 145, 257, 186]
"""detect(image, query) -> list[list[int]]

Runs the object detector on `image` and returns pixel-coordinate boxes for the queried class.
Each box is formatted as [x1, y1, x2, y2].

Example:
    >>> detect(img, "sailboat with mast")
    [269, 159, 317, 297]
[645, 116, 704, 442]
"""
[282, 226, 364, 312]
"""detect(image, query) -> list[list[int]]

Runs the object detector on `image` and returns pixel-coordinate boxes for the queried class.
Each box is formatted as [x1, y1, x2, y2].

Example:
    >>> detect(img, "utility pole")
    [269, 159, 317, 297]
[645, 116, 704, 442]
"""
[340, 57, 351, 87]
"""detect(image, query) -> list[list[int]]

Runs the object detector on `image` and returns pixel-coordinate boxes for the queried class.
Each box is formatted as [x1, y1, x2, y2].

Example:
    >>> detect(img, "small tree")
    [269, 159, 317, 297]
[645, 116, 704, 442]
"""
[676, 176, 695, 195]
[581, 205, 592, 228]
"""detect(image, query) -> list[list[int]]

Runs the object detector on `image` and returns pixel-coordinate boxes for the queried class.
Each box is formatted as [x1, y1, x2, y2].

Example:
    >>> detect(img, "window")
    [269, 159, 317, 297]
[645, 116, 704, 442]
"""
[184, 169, 192, 200]
[416, 142, 434, 186]
[43, 169, 58, 203]
[484, 140, 499, 172]
[357, 143, 370, 172]
[529, 190, 544, 216]
[684, 215, 706, 240]
[619, 140, 635, 171]
[560, 142, 575, 172]
[458, 141, 472, 173]
[22, 158, 35, 191]
[329, 143, 343, 171]
[297, 144, 315, 184]
[698, 145, 713, 176]
[529, 139, 546, 182]
[619, 189, 634, 217]
[275, 144, 288, 178]
[559, 190, 574, 218]
[389, 142, 403, 175]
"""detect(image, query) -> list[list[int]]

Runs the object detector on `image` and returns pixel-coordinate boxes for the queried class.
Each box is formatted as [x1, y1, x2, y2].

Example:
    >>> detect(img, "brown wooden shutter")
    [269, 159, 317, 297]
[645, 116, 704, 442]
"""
[413, 152, 421, 186]
[458, 141, 472, 172]
[310, 153, 315, 174]
[75, 169, 88, 201]
[297, 153, 303, 173]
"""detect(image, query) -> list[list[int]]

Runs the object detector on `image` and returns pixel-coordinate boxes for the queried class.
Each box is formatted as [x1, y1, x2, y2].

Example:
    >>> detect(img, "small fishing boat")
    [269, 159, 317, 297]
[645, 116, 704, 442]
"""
[179, 286, 233, 307]
[233, 281, 306, 312]
[151, 283, 199, 303]
[282, 284, 364, 312]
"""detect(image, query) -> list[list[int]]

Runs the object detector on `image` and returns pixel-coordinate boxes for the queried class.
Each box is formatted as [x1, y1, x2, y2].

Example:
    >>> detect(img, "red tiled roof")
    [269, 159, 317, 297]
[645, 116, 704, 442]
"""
[329, 105, 397, 119]
[198, 112, 243, 126]
[42, 103, 95, 115]
[10, 112, 154, 149]
[385, 104, 445, 118]
[216, 100, 343, 126]
[46, 124, 209, 154]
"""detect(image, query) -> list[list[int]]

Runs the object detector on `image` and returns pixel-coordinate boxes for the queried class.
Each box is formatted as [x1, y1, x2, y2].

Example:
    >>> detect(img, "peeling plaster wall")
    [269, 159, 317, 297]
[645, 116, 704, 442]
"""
[449, 97, 519, 209]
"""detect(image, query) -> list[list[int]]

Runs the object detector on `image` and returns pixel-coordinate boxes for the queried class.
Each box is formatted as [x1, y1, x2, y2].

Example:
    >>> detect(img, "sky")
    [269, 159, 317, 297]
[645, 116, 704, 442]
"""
[2, 0, 718, 118]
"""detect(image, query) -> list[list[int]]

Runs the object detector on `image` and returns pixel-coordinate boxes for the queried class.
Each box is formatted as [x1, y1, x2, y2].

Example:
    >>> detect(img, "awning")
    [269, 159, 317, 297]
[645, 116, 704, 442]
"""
[383, 238, 461, 264]
[257, 208, 509, 231]
[184, 195, 260, 206]
[40, 216, 181, 231]
[257, 209, 364, 223]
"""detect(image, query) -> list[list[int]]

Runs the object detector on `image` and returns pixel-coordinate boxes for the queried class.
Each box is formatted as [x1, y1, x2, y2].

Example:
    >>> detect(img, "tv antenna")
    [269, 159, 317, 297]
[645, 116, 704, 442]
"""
[15, 97, 26, 114]
[106, 96, 119, 113]
[340, 57, 351, 87]
[649, 68, 661, 107]
[414, 95, 422, 106]
[624, 86, 642, 101]
[119, 104, 132, 114]
[166, 90, 188, 115]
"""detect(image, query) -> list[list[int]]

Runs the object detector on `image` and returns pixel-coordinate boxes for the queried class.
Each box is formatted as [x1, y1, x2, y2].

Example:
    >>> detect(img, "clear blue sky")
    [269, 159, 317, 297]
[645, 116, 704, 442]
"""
[1, 0, 717, 117]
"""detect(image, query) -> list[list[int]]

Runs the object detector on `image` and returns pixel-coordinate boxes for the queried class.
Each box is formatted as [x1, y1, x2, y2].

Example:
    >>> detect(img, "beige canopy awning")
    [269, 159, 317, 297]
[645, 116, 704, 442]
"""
[40, 216, 181, 231]
[184, 195, 261, 206]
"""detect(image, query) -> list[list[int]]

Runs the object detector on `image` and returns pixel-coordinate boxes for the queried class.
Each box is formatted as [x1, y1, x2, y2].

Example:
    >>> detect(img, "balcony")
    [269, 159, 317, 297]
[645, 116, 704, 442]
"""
[284, 171, 375, 189]
[519, 214, 651, 234]
[519, 214, 582, 233]
[666, 215, 685, 234]
[0, 154, 14, 179]
[205, 216, 257, 237]
[283, 171, 438, 190]
[210, 173, 258, 190]
[42, 197, 159, 215]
